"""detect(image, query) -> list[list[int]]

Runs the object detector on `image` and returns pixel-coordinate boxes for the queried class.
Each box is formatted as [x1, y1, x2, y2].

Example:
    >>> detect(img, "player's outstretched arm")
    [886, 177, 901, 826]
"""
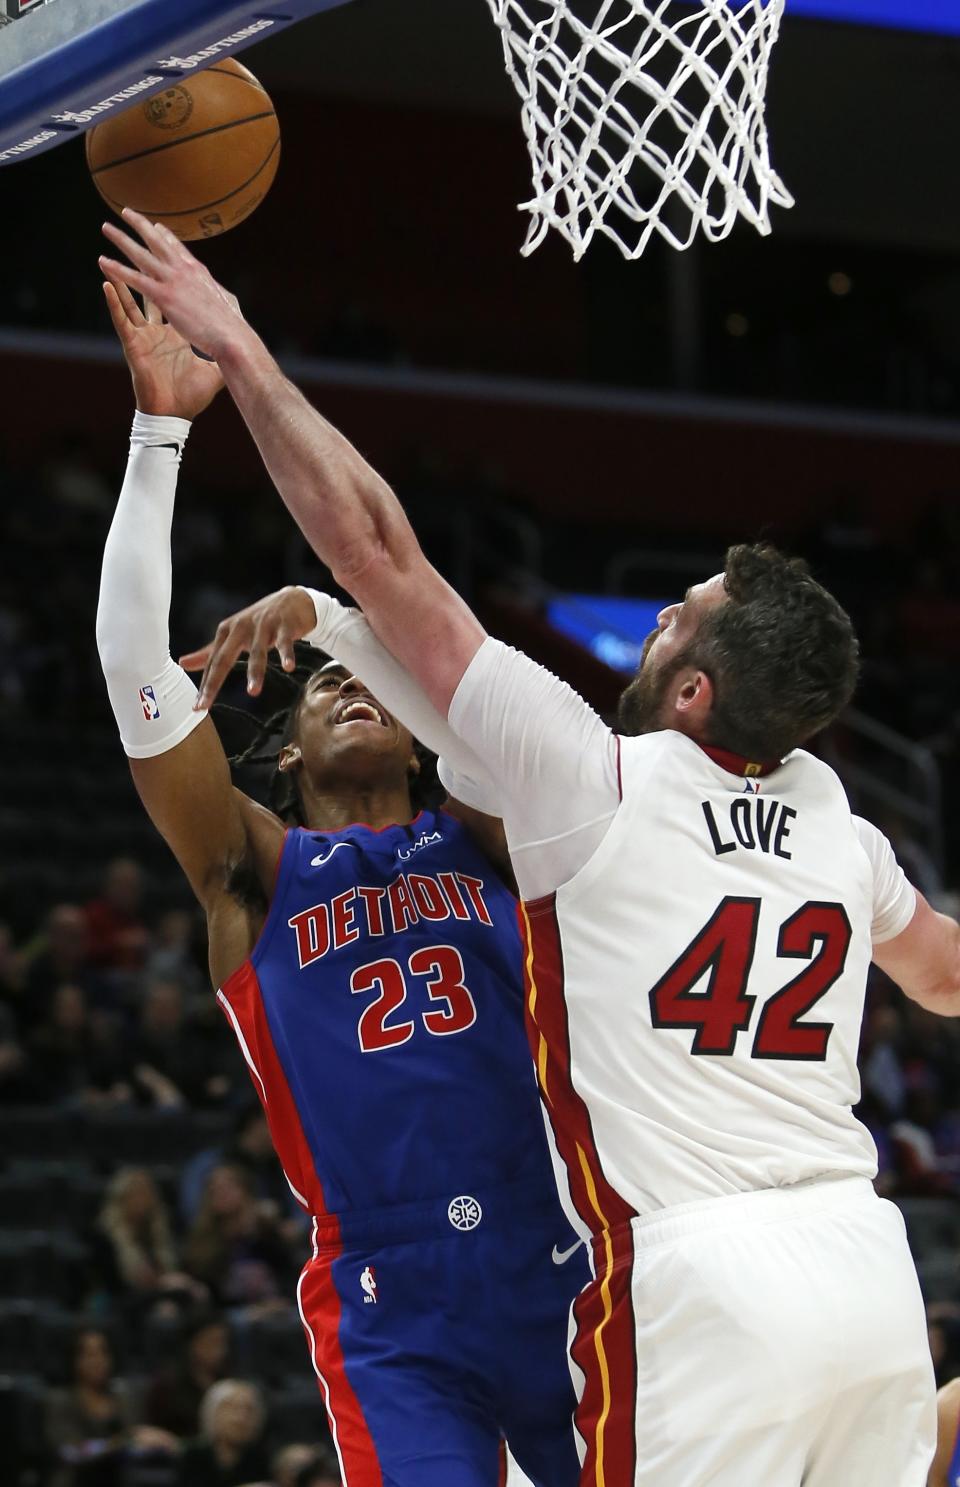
[96, 278, 284, 977]
[180, 583, 492, 779]
[98, 214, 619, 896]
[99, 211, 485, 717]
[180, 584, 515, 882]
[872, 891, 960, 1016]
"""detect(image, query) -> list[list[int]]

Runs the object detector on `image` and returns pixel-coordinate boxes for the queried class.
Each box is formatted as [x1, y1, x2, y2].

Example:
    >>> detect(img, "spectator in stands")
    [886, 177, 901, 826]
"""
[271, 1445, 319, 1487]
[131, 979, 208, 1109]
[42, 432, 114, 517]
[45, 1327, 137, 1487]
[23, 903, 101, 1028]
[180, 1105, 304, 1235]
[90, 1168, 183, 1308]
[144, 1311, 232, 1440]
[178, 1379, 270, 1487]
[28, 982, 129, 1108]
[183, 1165, 294, 1313]
[891, 1078, 953, 1197]
[0, 1000, 30, 1103]
[145, 908, 204, 994]
[0, 918, 25, 1011]
[187, 995, 248, 1108]
[861, 1000, 907, 1119]
[84, 857, 150, 973]
[272, 1443, 341, 1487]
[293, 1458, 343, 1487]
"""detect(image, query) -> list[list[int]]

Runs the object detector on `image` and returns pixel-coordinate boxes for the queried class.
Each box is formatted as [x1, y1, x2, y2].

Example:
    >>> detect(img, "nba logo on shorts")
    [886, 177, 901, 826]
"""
[360, 1266, 377, 1304]
[139, 685, 160, 722]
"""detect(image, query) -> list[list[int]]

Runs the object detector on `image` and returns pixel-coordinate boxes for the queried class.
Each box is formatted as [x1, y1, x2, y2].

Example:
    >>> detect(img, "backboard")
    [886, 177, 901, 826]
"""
[0, 0, 356, 166]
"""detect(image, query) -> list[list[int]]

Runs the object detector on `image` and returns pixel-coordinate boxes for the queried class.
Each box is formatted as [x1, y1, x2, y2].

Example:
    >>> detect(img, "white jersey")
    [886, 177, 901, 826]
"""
[524, 730, 912, 1217]
[438, 638, 917, 1223]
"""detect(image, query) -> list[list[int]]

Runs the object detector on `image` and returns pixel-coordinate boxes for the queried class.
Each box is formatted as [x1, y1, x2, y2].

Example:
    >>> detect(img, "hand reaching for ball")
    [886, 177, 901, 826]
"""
[100, 207, 249, 365]
[103, 273, 226, 421]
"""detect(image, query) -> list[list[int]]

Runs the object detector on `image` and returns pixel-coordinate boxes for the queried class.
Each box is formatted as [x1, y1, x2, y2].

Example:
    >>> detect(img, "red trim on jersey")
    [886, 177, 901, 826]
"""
[219, 961, 328, 1216]
[497, 1441, 508, 1487]
[699, 743, 781, 778]
[571, 1224, 638, 1487]
[520, 896, 635, 1232]
[299, 1252, 383, 1487]
[519, 895, 638, 1487]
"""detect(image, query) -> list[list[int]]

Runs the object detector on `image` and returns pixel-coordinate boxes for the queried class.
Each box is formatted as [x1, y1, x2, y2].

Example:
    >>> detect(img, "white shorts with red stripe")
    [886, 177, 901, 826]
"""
[571, 1176, 935, 1486]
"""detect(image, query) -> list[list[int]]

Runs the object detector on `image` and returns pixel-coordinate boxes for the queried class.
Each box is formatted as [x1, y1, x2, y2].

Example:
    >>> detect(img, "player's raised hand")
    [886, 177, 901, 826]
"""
[180, 585, 319, 709]
[103, 275, 225, 420]
[99, 207, 247, 362]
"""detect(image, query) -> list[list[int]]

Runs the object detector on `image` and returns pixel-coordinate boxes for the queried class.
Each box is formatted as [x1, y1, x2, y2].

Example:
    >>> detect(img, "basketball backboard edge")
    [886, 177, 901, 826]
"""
[0, 0, 356, 166]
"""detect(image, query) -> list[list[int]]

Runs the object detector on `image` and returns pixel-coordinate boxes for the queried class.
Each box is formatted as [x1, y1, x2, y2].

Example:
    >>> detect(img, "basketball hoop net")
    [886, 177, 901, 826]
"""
[485, 0, 794, 260]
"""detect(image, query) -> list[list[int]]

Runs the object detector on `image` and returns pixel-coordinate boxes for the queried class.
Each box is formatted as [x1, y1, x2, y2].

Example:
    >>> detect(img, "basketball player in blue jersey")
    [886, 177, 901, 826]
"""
[94, 277, 588, 1487]
[930, 1381, 960, 1487]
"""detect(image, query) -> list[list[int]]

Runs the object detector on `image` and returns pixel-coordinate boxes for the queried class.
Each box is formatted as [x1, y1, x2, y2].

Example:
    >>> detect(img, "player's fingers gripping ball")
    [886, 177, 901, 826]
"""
[86, 57, 280, 241]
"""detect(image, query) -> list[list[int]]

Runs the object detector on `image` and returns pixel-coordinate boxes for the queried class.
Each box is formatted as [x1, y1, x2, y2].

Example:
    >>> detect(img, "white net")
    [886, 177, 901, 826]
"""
[485, 0, 794, 260]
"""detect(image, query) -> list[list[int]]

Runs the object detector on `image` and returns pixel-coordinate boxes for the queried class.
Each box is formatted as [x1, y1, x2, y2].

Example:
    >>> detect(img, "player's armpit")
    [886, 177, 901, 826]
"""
[443, 798, 516, 895]
[872, 890, 960, 1016]
[129, 716, 284, 911]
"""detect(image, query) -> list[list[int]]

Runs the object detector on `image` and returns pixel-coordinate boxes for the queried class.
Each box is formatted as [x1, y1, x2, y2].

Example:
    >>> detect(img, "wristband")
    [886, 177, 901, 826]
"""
[131, 410, 193, 451]
[298, 586, 346, 649]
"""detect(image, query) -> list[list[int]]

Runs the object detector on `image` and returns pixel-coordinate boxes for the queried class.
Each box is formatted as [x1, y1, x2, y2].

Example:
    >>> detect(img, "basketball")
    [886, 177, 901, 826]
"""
[85, 57, 280, 241]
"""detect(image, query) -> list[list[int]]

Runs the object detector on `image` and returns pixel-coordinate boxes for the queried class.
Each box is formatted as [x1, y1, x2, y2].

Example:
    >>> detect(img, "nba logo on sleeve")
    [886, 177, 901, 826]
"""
[139, 685, 160, 722]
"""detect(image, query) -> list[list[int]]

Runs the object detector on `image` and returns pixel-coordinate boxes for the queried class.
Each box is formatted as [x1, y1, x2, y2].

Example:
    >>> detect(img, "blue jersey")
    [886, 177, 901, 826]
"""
[950, 1411, 960, 1487]
[219, 810, 556, 1219]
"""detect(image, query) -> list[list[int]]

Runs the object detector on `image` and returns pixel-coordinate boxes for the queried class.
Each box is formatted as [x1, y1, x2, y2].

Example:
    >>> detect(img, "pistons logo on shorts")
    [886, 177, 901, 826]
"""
[139, 685, 160, 722]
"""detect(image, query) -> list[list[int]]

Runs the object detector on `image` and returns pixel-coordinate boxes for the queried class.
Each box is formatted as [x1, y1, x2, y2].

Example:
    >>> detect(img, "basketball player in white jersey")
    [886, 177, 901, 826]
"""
[101, 209, 955, 1486]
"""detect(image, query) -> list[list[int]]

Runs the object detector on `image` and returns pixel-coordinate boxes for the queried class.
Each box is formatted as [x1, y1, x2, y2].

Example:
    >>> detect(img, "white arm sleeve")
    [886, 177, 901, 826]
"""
[96, 412, 207, 759]
[300, 589, 497, 796]
[853, 815, 918, 944]
[444, 637, 621, 899]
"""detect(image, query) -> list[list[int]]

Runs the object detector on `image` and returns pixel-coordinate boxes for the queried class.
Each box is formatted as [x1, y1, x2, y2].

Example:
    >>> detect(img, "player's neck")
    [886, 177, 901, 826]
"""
[300, 779, 417, 833]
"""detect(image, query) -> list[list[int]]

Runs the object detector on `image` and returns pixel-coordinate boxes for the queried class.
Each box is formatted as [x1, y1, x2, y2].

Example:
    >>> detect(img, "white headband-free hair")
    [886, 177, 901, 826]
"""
[200, 1378, 264, 1440]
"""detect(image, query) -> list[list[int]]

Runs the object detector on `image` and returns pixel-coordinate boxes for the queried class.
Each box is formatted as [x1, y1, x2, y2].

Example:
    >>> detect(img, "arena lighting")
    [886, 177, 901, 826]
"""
[546, 595, 668, 675]
[787, 0, 960, 38]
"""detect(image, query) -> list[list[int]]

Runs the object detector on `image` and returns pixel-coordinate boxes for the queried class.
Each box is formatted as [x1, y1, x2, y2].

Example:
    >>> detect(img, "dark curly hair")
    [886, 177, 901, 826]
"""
[687, 543, 860, 760]
[219, 642, 443, 825]
[618, 544, 859, 761]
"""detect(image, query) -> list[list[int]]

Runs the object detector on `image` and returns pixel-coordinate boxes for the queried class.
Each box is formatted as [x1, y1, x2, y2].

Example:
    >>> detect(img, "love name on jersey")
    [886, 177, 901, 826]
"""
[701, 796, 797, 859]
[287, 871, 494, 969]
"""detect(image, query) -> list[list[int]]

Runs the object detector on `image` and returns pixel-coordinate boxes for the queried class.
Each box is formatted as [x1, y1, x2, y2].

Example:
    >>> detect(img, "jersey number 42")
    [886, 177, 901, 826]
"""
[649, 897, 852, 1060]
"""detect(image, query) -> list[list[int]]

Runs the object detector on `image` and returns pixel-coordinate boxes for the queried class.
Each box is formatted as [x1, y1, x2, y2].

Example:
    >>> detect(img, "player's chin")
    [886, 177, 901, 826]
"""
[333, 719, 396, 744]
[330, 726, 400, 762]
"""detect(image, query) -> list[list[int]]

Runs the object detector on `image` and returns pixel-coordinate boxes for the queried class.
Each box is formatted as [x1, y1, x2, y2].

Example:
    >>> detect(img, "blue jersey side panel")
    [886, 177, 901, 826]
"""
[949, 1414, 960, 1487]
[245, 811, 553, 1215]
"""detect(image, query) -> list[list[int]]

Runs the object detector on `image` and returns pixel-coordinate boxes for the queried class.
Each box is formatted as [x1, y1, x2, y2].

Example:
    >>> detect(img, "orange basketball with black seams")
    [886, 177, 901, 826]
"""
[85, 57, 280, 241]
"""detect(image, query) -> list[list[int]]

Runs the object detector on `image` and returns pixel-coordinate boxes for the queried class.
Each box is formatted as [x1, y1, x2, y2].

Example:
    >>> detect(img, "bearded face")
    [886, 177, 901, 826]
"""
[616, 629, 688, 737]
